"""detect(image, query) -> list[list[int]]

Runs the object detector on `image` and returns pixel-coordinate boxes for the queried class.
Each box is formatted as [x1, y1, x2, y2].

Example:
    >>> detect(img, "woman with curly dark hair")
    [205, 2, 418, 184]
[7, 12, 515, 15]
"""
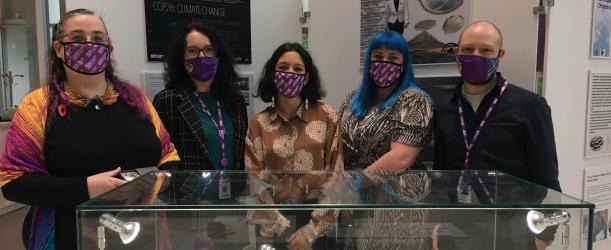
[153, 23, 247, 174]
[0, 8, 179, 250]
[244, 42, 343, 249]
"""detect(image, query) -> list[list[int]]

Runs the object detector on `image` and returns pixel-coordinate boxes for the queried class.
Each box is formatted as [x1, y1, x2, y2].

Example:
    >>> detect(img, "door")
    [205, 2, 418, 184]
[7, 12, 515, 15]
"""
[0, 0, 40, 120]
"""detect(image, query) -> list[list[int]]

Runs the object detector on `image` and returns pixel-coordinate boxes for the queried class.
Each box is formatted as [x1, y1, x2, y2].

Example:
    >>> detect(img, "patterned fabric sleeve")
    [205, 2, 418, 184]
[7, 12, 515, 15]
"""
[244, 115, 266, 179]
[143, 95, 180, 165]
[244, 116, 291, 237]
[0, 88, 56, 250]
[300, 103, 343, 243]
[338, 90, 356, 118]
[0, 88, 48, 186]
[321, 103, 343, 173]
[390, 89, 433, 148]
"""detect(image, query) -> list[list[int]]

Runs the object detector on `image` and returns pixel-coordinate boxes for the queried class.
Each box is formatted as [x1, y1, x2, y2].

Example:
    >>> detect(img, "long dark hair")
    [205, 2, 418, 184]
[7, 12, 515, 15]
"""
[255, 42, 324, 103]
[46, 8, 148, 129]
[164, 23, 239, 98]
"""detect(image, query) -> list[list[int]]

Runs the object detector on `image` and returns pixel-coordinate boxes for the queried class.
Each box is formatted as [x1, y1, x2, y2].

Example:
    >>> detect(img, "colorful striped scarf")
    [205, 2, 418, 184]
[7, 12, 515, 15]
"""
[0, 86, 179, 249]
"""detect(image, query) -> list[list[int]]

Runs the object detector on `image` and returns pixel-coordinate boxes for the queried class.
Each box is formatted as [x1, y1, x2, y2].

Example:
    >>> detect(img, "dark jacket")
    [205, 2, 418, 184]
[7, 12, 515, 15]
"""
[433, 73, 561, 192]
[153, 88, 248, 171]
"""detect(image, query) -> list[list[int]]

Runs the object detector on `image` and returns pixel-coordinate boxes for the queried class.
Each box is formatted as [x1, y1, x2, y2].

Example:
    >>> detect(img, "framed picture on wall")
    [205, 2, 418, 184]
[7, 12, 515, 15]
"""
[360, 0, 470, 65]
[592, 0, 611, 59]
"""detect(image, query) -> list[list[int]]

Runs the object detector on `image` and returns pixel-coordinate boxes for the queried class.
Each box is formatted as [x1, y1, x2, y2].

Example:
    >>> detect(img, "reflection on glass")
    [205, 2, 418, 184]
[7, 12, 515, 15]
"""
[78, 170, 591, 207]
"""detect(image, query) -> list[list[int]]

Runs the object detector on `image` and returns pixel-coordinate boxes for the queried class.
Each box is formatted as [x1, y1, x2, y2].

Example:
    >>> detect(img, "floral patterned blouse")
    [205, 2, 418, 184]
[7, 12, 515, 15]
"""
[245, 101, 343, 243]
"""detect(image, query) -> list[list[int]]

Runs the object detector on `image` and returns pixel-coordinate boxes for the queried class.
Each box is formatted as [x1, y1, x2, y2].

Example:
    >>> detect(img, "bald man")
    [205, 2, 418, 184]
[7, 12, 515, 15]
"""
[433, 21, 560, 249]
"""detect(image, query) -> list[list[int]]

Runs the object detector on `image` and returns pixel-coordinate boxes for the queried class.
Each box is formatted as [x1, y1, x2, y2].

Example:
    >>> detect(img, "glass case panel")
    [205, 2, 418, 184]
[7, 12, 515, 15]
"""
[77, 170, 594, 250]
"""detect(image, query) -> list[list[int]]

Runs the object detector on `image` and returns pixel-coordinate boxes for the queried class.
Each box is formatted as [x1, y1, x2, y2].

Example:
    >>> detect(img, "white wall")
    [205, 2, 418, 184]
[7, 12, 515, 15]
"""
[308, 0, 361, 109]
[65, 0, 301, 114]
[239, 0, 301, 111]
[546, 1, 611, 249]
[472, 0, 540, 91]
[66, 0, 162, 88]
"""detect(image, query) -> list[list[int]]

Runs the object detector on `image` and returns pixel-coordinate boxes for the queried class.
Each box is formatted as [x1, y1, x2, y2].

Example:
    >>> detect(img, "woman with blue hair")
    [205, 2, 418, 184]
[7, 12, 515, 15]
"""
[340, 31, 432, 171]
[338, 31, 434, 249]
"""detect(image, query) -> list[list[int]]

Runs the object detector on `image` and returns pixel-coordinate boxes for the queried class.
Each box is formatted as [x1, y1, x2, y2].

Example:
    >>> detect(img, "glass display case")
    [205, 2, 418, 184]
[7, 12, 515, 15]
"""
[77, 170, 594, 250]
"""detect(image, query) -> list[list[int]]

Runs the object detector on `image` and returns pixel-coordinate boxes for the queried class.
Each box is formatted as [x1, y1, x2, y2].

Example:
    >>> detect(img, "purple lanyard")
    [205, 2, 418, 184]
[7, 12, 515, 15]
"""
[194, 92, 229, 169]
[456, 81, 509, 203]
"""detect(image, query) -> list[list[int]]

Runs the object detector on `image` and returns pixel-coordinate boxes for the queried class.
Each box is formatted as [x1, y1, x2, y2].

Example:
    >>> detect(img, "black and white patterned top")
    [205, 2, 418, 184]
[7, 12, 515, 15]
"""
[339, 87, 433, 170]
[338, 87, 434, 250]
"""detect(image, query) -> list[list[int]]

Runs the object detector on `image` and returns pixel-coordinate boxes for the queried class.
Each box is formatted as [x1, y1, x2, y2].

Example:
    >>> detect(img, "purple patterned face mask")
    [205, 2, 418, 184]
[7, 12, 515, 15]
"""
[185, 57, 219, 82]
[457, 54, 500, 85]
[369, 61, 402, 88]
[62, 42, 110, 75]
[274, 71, 305, 98]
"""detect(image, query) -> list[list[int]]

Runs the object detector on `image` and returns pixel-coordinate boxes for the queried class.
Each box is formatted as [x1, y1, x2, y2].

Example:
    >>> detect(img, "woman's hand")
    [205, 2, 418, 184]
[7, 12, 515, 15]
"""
[432, 224, 440, 250]
[87, 167, 125, 198]
[364, 142, 421, 172]
[287, 229, 313, 250]
[535, 238, 547, 250]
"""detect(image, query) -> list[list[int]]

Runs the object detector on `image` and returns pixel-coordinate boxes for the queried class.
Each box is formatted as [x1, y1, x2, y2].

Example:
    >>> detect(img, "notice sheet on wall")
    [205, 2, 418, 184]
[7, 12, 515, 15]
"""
[586, 72, 611, 158]
[584, 165, 611, 242]
[142, 71, 166, 101]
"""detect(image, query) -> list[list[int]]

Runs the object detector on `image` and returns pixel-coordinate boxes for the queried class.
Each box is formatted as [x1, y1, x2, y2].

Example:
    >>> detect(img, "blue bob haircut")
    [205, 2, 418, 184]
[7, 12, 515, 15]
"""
[350, 31, 419, 120]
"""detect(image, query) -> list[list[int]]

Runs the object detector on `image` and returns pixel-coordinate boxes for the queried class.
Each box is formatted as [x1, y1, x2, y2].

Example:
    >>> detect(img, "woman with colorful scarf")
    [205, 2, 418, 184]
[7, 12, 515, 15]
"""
[0, 9, 179, 250]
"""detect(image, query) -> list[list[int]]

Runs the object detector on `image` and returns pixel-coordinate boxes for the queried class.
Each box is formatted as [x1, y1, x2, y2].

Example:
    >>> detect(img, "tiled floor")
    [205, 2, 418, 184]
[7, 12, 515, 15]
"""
[0, 206, 27, 250]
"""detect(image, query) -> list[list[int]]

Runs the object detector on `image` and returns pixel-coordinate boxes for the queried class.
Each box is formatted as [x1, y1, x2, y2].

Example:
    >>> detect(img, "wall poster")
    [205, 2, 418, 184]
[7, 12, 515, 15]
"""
[592, 0, 611, 58]
[144, 0, 251, 64]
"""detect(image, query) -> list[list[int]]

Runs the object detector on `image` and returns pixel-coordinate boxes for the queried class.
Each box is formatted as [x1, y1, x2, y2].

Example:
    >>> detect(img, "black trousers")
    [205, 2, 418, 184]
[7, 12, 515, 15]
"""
[388, 21, 404, 35]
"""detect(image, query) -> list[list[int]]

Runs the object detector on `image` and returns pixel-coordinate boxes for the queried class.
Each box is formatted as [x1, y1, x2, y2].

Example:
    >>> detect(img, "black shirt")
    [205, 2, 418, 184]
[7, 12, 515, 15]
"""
[433, 73, 561, 192]
[2, 99, 162, 250]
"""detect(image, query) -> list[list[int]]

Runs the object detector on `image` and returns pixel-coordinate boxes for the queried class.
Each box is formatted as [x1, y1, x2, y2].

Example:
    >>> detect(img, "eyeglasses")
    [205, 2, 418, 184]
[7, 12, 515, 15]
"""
[185, 46, 217, 59]
[59, 31, 111, 45]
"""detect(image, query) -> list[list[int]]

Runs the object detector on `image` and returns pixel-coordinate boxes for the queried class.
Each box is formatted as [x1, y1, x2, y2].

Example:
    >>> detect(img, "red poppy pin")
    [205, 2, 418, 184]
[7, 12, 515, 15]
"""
[58, 104, 67, 117]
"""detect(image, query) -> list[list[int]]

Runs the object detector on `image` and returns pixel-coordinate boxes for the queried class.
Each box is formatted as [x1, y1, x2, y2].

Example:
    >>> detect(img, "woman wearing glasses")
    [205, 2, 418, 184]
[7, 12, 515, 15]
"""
[153, 23, 247, 173]
[152, 24, 248, 249]
[0, 9, 179, 250]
